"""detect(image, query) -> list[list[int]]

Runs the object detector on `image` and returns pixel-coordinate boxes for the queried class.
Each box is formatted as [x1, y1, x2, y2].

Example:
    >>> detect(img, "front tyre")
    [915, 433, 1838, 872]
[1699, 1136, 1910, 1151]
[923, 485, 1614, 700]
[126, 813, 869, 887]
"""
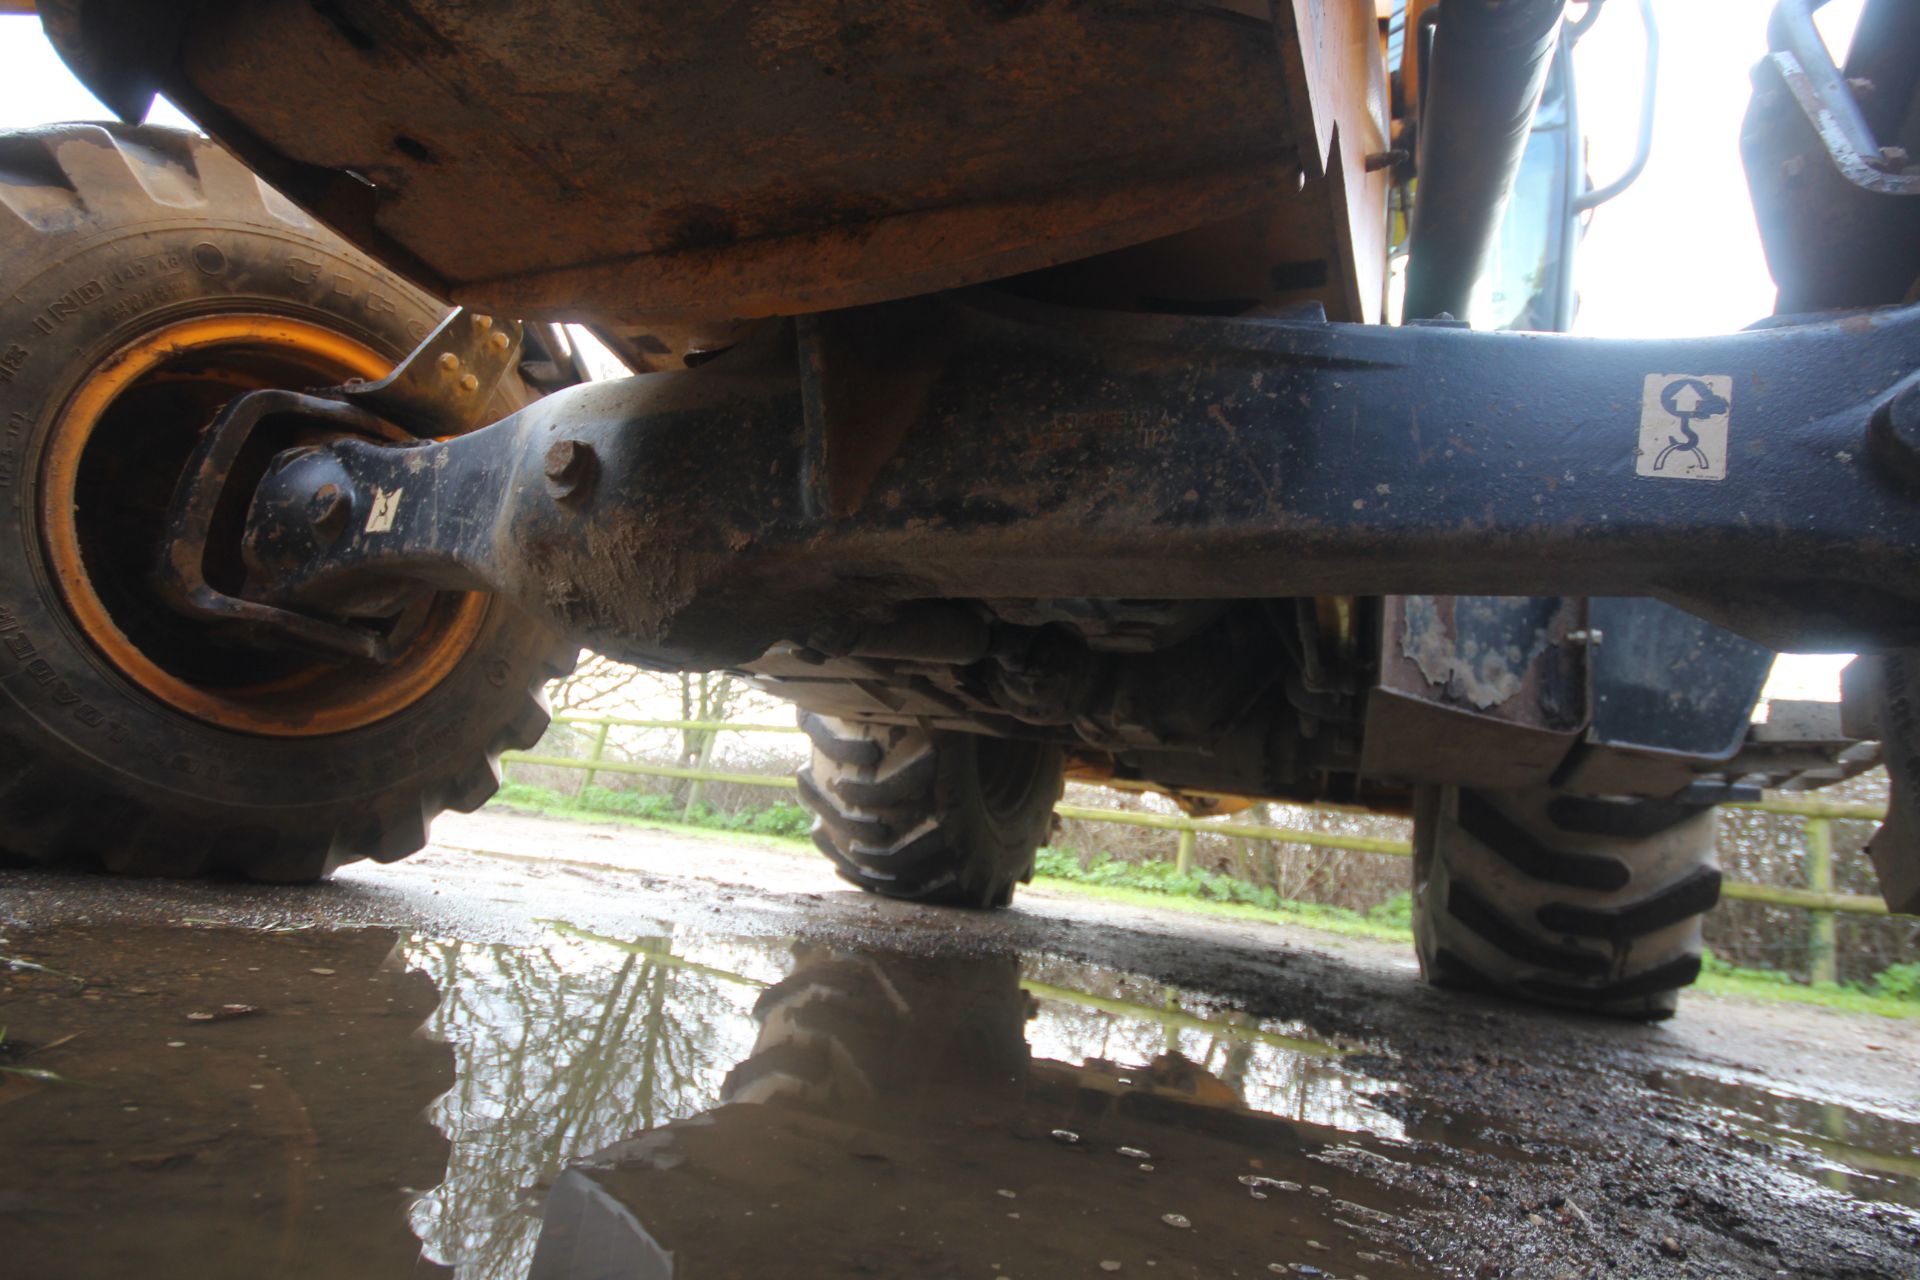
[796, 713, 1064, 908]
[0, 124, 570, 881]
[1411, 785, 1723, 1019]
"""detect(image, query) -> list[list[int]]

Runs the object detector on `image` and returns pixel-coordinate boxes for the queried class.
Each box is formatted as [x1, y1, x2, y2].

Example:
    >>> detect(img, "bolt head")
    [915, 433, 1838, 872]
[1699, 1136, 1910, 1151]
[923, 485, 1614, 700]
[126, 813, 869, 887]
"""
[308, 483, 350, 538]
[436, 351, 461, 371]
[544, 439, 581, 481]
[544, 438, 597, 502]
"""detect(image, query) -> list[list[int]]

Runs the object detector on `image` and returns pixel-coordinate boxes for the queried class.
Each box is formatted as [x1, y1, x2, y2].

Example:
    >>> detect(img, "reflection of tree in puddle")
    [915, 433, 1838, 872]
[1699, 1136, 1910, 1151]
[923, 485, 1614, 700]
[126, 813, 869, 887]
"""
[400, 930, 1411, 1278]
[1645, 1068, 1920, 1210]
[1017, 955, 1400, 1136]
[402, 932, 776, 1278]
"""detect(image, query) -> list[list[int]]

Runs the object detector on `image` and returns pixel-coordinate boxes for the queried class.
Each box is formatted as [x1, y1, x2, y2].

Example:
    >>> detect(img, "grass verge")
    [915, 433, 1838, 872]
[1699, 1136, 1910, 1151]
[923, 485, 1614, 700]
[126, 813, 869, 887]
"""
[1698, 954, 1920, 1019]
[1029, 847, 1417, 943]
[1027, 873, 1416, 943]
[489, 783, 814, 854]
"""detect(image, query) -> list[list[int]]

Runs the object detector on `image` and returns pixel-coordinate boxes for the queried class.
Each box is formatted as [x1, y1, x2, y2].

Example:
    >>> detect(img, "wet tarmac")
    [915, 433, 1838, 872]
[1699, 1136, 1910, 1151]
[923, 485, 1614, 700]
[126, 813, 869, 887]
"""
[2, 811, 1918, 1278]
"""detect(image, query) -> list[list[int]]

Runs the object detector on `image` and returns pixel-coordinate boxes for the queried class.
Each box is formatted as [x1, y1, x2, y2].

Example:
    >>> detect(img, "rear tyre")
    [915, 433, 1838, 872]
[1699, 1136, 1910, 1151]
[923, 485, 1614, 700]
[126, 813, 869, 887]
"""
[796, 713, 1064, 907]
[0, 123, 572, 882]
[1411, 785, 1722, 1019]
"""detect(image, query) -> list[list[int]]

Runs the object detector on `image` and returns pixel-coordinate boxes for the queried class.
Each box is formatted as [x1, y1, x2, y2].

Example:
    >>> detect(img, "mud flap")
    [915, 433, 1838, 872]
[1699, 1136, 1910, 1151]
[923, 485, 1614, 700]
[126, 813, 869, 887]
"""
[1359, 595, 1590, 792]
[1841, 654, 1920, 915]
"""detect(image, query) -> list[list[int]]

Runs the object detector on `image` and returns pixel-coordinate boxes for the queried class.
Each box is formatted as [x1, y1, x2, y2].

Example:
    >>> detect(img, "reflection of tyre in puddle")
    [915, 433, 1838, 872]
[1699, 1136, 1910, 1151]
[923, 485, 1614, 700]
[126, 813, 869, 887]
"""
[530, 946, 1426, 1280]
[720, 945, 1032, 1112]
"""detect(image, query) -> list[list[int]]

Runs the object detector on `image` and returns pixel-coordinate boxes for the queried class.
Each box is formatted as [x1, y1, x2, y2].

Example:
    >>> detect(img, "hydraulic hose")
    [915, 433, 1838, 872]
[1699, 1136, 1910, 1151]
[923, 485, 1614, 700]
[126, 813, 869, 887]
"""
[1402, 0, 1565, 322]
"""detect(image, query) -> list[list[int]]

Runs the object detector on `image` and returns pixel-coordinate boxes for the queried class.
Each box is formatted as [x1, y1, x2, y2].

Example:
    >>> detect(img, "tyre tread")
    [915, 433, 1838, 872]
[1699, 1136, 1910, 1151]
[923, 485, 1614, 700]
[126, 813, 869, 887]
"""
[1455, 790, 1631, 891]
[1415, 785, 1721, 1019]
[1534, 866, 1724, 943]
[795, 712, 1061, 909]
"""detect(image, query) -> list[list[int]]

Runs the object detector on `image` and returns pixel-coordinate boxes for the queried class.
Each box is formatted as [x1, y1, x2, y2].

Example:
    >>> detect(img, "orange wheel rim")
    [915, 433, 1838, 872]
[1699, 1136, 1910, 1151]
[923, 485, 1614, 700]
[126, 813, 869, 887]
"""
[39, 314, 489, 737]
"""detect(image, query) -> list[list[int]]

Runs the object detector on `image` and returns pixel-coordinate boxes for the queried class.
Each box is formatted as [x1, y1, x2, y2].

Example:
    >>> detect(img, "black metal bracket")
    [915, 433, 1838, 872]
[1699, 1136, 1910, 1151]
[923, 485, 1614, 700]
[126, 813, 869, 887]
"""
[151, 389, 420, 663]
[151, 305, 524, 662]
[321, 307, 524, 436]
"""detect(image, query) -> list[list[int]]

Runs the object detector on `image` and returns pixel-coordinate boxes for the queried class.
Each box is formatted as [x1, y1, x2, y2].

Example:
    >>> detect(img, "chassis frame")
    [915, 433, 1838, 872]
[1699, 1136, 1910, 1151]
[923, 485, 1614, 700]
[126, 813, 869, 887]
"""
[202, 293, 1920, 662]
[150, 291, 1920, 914]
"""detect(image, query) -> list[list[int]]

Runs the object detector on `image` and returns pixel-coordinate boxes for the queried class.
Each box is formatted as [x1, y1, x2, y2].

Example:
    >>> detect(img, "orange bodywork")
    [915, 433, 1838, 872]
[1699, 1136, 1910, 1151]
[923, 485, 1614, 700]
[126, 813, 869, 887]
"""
[42, 1, 1394, 328]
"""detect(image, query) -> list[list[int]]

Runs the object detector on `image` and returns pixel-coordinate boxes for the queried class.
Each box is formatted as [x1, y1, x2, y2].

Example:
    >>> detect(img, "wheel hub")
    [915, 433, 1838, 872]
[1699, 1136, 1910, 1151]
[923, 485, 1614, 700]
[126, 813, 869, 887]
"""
[38, 313, 488, 737]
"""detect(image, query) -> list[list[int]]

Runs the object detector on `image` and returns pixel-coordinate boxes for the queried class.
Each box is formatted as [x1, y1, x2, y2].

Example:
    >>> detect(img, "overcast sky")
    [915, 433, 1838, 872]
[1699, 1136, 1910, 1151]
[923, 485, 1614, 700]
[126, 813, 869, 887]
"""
[0, 6, 1867, 699]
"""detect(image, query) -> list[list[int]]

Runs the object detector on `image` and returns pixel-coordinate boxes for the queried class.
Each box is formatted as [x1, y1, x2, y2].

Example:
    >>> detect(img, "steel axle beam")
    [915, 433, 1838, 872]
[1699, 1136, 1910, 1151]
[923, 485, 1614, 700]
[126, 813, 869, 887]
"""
[214, 293, 1920, 668]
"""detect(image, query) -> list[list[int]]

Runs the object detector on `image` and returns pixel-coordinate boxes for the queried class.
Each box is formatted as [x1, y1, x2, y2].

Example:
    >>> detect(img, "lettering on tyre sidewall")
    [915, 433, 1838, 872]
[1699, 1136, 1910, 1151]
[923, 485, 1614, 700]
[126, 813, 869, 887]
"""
[0, 605, 124, 741]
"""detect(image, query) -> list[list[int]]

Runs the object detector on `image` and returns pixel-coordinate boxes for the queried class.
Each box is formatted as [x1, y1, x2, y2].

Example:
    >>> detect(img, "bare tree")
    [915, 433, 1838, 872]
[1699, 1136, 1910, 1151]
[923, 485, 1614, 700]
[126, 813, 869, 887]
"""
[546, 651, 651, 715]
[679, 672, 743, 814]
[540, 658, 796, 813]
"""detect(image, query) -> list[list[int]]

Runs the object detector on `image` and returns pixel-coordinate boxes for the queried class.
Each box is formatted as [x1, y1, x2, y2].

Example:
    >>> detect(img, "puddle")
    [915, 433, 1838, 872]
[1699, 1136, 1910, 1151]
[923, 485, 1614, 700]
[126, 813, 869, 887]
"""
[1643, 1068, 1920, 1210]
[409, 925, 1428, 1278]
[3, 923, 1432, 1278]
[5, 919, 1912, 1277]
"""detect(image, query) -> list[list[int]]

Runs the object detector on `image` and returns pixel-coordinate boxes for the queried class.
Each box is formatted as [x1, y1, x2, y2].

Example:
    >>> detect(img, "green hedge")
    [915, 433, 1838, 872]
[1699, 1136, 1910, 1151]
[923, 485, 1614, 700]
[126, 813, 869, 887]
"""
[1873, 961, 1920, 1002]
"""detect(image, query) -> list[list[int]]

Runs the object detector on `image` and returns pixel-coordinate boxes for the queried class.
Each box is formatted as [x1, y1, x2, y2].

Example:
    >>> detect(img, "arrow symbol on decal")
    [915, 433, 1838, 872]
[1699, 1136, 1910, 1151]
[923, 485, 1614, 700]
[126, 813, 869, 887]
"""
[1653, 377, 1729, 474]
